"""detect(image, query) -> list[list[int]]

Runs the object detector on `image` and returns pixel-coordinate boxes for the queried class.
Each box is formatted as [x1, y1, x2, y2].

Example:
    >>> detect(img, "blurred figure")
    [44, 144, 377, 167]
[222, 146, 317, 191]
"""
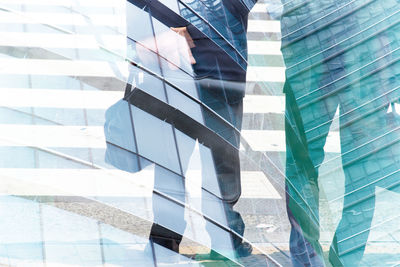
[147, 1, 254, 259]
[281, 0, 400, 266]
[105, 0, 258, 264]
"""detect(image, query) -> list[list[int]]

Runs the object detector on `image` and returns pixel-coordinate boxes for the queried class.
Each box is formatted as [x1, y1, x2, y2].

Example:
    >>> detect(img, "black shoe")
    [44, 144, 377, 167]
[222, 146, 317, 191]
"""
[236, 242, 253, 257]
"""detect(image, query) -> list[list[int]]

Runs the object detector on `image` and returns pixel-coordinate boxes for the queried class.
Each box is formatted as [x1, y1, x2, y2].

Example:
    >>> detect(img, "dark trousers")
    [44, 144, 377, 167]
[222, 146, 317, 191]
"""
[149, 81, 246, 255]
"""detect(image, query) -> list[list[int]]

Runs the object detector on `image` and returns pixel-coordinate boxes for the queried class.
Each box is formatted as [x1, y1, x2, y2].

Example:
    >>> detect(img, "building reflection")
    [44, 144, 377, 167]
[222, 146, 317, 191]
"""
[0, 0, 294, 264]
[282, 0, 400, 266]
[6, 0, 400, 265]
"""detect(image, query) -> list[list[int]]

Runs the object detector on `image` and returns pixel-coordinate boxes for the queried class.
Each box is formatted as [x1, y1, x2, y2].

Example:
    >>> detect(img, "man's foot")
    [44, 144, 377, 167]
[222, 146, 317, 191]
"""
[236, 241, 253, 257]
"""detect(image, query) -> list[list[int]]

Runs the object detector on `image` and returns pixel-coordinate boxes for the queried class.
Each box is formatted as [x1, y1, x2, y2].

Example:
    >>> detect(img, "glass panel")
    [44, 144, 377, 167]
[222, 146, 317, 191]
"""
[160, 58, 198, 98]
[128, 64, 166, 102]
[104, 142, 140, 173]
[128, 39, 162, 76]
[166, 85, 203, 124]
[174, 129, 228, 227]
[131, 106, 181, 174]
[126, 2, 156, 51]
[151, 162, 185, 203]
[174, 129, 221, 198]
[104, 99, 136, 153]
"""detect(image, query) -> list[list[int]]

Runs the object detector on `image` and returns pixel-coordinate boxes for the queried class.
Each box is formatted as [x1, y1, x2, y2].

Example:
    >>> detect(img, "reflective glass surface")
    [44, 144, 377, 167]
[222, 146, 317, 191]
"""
[281, 0, 400, 266]
[0, 0, 288, 266]
[2, 0, 399, 266]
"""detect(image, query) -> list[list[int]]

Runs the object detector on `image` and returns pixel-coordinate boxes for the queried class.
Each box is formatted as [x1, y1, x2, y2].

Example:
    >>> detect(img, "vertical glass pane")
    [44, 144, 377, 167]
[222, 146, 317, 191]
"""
[104, 99, 136, 153]
[166, 85, 204, 124]
[131, 106, 181, 174]
[128, 64, 166, 102]
[126, 2, 155, 51]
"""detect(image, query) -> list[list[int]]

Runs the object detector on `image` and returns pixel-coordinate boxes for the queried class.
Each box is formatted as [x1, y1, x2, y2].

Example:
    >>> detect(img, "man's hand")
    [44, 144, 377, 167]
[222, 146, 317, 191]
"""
[136, 26, 196, 70]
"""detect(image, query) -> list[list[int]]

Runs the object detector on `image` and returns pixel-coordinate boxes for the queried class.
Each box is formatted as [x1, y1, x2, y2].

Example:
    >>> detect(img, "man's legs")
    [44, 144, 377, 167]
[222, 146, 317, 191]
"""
[149, 165, 186, 253]
[285, 82, 339, 266]
[206, 96, 252, 256]
[196, 79, 252, 258]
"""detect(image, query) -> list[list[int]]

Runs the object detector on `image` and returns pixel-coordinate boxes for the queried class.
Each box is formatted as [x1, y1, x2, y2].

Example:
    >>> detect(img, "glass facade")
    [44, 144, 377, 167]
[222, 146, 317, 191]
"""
[282, 0, 400, 266]
[0, 0, 399, 266]
[0, 0, 288, 266]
